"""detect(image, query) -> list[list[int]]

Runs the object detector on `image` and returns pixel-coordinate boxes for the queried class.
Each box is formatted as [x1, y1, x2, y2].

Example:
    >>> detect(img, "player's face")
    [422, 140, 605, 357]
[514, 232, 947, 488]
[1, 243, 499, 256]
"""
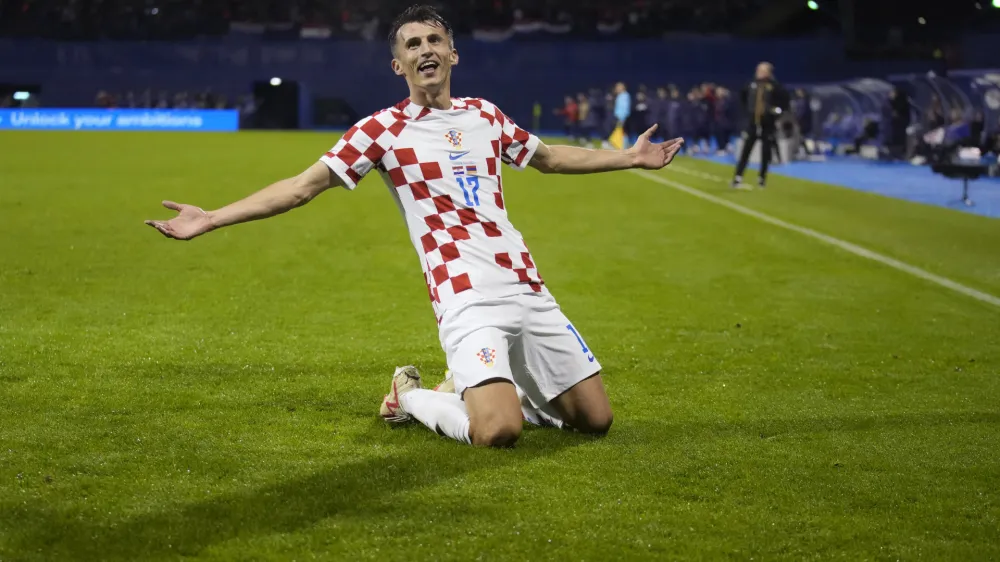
[392, 22, 458, 91]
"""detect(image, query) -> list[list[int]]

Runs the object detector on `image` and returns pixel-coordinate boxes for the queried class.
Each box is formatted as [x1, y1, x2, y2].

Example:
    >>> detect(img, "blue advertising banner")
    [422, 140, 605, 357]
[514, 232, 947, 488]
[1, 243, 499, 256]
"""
[0, 109, 239, 131]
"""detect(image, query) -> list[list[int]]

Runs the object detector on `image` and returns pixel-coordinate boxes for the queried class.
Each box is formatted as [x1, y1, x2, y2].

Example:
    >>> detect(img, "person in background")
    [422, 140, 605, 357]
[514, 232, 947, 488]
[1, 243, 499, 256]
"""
[631, 87, 650, 145]
[886, 88, 910, 159]
[588, 89, 605, 143]
[970, 110, 985, 149]
[576, 92, 595, 145]
[667, 85, 684, 153]
[553, 94, 578, 138]
[792, 88, 814, 156]
[238, 94, 258, 129]
[943, 108, 971, 147]
[732, 62, 789, 189]
[600, 90, 617, 149]
[677, 88, 698, 154]
[925, 95, 945, 130]
[701, 83, 717, 151]
[155, 90, 170, 109]
[714, 87, 736, 155]
[985, 115, 1000, 156]
[173, 92, 189, 109]
[95, 90, 113, 108]
[652, 86, 669, 141]
[850, 116, 880, 154]
[688, 88, 709, 153]
[612, 81, 631, 147]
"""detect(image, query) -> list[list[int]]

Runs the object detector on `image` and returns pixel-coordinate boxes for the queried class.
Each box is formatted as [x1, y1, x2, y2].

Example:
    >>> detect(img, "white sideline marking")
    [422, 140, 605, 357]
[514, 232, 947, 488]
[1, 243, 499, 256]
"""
[632, 168, 1000, 308]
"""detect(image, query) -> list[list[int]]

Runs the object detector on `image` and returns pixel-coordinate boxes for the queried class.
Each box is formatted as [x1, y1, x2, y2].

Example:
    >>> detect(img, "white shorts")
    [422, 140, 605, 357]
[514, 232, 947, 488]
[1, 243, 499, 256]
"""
[438, 293, 602, 410]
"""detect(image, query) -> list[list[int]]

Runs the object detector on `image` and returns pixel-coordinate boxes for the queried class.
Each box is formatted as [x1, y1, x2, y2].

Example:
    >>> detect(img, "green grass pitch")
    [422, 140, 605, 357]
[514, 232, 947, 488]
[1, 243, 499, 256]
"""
[1, 130, 999, 560]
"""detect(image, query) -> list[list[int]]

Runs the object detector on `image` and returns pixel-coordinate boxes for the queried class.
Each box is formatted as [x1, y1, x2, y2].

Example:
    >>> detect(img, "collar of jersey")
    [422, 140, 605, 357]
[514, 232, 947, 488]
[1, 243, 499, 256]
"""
[398, 97, 468, 119]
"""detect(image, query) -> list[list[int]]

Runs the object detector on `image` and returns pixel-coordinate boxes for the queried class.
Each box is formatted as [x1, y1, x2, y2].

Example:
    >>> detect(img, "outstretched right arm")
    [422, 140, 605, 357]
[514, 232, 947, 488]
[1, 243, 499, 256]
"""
[145, 161, 343, 241]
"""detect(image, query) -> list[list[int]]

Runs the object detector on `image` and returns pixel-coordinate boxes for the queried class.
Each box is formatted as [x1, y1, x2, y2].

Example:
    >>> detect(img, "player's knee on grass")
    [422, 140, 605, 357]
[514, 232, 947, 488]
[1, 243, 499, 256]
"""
[470, 417, 522, 448]
[567, 408, 613, 436]
[464, 379, 523, 448]
[552, 373, 613, 436]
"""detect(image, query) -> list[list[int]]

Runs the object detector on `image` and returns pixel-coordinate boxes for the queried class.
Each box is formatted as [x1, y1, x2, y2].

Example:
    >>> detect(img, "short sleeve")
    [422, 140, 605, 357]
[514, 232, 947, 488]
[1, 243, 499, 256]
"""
[320, 112, 401, 189]
[495, 108, 540, 170]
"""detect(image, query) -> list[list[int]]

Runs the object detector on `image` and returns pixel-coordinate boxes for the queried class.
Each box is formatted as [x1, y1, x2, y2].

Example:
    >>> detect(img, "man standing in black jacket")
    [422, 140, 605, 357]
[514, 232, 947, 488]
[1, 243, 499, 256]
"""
[732, 62, 789, 189]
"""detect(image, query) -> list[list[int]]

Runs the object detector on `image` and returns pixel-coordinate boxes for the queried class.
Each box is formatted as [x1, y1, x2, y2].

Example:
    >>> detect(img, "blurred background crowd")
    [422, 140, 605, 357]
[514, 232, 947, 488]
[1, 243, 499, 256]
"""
[1, 0, 999, 166]
[0, 0, 780, 40]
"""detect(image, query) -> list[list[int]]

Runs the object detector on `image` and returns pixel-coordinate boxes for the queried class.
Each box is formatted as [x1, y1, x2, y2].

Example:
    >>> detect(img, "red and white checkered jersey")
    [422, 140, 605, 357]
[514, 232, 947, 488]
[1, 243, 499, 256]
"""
[320, 97, 547, 320]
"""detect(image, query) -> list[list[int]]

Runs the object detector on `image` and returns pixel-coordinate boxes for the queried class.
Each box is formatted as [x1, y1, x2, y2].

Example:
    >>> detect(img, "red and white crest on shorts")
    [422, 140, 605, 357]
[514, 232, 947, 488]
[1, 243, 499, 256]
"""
[319, 97, 548, 319]
[477, 347, 497, 367]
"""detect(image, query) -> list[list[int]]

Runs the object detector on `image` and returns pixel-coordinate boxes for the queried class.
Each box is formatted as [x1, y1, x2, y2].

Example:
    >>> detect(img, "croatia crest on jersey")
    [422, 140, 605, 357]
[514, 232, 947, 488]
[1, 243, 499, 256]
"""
[445, 129, 463, 149]
[477, 347, 496, 367]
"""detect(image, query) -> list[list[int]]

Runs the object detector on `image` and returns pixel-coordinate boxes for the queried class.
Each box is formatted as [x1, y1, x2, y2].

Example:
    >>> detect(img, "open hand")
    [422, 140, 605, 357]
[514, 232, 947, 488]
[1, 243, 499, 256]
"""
[145, 201, 214, 241]
[629, 125, 684, 170]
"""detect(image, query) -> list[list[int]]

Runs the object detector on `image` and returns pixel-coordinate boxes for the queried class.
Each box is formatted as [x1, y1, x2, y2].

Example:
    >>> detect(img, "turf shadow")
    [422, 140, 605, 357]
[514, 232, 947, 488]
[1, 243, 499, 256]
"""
[11, 421, 576, 560]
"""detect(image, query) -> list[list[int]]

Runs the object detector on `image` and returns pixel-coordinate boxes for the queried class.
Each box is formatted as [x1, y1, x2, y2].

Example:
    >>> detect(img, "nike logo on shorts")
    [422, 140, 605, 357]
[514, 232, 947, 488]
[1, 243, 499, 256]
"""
[587, 354, 596, 363]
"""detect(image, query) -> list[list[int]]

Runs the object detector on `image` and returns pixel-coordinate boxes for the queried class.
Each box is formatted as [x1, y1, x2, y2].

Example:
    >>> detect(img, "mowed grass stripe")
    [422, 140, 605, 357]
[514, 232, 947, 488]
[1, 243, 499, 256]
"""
[632, 168, 1000, 308]
[666, 157, 1000, 296]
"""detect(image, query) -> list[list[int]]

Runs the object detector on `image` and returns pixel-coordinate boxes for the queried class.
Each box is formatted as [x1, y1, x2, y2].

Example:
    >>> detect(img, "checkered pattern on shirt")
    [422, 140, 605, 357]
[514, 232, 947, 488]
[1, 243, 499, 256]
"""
[463, 98, 536, 169]
[321, 108, 409, 190]
[494, 250, 543, 293]
[320, 98, 544, 318]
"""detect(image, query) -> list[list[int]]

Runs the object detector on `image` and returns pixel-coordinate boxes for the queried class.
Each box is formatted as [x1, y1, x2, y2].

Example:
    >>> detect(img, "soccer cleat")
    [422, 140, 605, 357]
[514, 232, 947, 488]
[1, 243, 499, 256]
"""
[433, 370, 455, 394]
[379, 366, 422, 424]
[731, 176, 742, 189]
[758, 177, 767, 188]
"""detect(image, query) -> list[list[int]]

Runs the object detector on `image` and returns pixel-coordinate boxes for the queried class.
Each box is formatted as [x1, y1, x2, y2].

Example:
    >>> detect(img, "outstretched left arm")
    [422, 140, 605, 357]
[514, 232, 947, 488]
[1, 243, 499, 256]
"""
[528, 125, 684, 175]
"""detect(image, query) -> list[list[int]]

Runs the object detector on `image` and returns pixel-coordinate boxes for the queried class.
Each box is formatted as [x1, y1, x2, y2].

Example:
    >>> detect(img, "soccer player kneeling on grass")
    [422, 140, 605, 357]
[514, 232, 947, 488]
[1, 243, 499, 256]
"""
[145, 5, 684, 447]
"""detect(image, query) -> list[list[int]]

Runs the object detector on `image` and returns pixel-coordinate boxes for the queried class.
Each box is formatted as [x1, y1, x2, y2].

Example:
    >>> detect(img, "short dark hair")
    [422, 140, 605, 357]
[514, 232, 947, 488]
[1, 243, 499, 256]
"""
[388, 5, 454, 55]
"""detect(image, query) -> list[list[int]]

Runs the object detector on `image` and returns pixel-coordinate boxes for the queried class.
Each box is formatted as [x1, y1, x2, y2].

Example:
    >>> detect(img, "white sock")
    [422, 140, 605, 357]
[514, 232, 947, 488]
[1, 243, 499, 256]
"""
[517, 387, 564, 429]
[400, 389, 472, 445]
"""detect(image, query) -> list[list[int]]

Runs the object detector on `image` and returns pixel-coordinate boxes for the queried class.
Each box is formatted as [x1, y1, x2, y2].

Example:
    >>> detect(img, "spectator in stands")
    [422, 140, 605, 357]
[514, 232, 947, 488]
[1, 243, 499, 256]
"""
[95, 90, 114, 108]
[155, 91, 170, 109]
